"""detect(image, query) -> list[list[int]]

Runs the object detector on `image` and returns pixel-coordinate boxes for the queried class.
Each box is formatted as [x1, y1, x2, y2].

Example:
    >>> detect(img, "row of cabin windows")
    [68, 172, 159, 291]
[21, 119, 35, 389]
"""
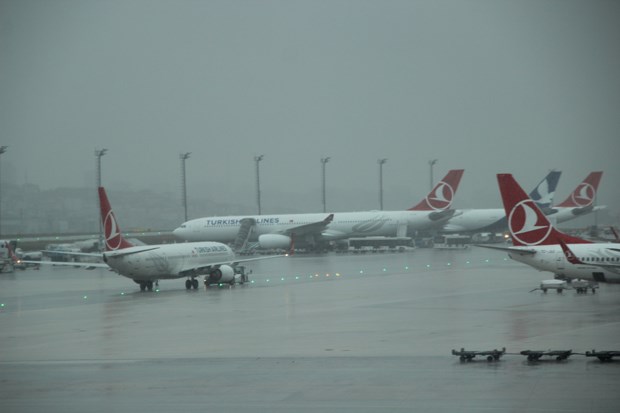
[580, 256, 620, 262]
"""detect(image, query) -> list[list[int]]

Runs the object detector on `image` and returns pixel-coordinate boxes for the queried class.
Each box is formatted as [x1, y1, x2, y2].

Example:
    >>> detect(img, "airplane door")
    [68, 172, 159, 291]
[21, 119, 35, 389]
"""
[396, 221, 408, 238]
[556, 256, 565, 271]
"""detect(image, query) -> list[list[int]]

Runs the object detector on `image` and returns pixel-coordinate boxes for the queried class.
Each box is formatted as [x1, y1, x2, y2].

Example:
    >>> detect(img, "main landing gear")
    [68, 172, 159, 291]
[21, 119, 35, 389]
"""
[185, 278, 199, 290]
[138, 281, 154, 291]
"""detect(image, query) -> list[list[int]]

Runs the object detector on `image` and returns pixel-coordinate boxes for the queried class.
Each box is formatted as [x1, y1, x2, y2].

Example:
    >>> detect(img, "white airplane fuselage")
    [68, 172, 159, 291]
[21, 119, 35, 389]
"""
[508, 243, 620, 283]
[104, 242, 234, 281]
[443, 206, 600, 234]
[174, 210, 447, 243]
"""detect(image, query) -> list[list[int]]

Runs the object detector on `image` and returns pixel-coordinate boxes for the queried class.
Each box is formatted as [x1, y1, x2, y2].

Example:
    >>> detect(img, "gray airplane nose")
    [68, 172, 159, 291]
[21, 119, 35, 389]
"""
[172, 227, 186, 239]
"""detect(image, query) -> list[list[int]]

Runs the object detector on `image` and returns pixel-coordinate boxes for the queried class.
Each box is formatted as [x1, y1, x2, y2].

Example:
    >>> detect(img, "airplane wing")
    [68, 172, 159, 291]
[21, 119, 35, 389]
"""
[42, 250, 103, 258]
[475, 244, 538, 255]
[104, 246, 161, 258]
[279, 214, 334, 237]
[19, 260, 110, 269]
[179, 252, 289, 276]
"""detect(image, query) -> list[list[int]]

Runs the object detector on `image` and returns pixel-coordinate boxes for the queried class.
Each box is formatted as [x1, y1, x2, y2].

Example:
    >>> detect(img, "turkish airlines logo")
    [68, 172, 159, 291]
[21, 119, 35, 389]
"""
[563, 247, 574, 261]
[508, 200, 552, 246]
[425, 182, 454, 210]
[104, 210, 123, 250]
[571, 183, 595, 207]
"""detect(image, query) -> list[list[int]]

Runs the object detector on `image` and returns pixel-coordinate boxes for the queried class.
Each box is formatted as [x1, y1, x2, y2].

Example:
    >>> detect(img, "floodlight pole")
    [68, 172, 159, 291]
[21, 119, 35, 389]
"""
[254, 155, 264, 215]
[0, 146, 7, 238]
[180, 152, 191, 222]
[378, 158, 387, 210]
[321, 157, 330, 213]
[429, 159, 438, 190]
[95, 148, 108, 250]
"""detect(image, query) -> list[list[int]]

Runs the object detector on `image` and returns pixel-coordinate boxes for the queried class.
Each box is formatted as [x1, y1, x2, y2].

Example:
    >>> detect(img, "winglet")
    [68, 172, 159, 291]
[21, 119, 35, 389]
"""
[497, 174, 590, 247]
[408, 169, 464, 211]
[324, 213, 334, 224]
[556, 172, 603, 207]
[558, 239, 584, 265]
[99, 187, 134, 251]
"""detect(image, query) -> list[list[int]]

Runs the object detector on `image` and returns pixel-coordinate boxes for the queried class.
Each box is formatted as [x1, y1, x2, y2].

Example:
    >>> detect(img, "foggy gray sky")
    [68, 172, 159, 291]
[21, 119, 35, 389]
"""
[1, 0, 619, 219]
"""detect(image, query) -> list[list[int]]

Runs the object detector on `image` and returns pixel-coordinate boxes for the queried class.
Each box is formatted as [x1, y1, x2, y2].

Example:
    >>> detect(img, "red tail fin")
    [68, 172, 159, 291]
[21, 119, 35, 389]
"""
[408, 169, 464, 211]
[556, 171, 603, 207]
[98, 187, 134, 251]
[4, 241, 20, 264]
[497, 174, 590, 247]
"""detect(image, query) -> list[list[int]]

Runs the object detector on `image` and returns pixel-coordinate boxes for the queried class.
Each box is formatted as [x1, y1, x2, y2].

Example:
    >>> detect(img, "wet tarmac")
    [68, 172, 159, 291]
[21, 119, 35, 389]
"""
[2, 248, 620, 412]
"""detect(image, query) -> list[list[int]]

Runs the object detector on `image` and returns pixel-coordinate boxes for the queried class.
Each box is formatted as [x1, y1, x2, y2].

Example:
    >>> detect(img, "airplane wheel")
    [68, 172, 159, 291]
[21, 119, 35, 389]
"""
[140, 282, 146, 291]
[487, 356, 494, 362]
[192, 279, 199, 289]
[185, 279, 192, 290]
[147, 281, 153, 291]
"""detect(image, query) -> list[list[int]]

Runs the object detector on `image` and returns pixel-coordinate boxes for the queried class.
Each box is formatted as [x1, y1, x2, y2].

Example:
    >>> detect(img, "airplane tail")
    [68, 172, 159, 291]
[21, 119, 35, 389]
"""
[98, 187, 134, 251]
[3, 240, 20, 264]
[408, 169, 464, 211]
[497, 174, 590, 247]
[555, 172, 603, 208]
[528, 170, 561, 208]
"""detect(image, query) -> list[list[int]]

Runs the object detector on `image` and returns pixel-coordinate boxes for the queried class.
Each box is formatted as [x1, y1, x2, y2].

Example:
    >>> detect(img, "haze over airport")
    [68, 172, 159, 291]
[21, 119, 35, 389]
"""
[1, 0, 619, 231]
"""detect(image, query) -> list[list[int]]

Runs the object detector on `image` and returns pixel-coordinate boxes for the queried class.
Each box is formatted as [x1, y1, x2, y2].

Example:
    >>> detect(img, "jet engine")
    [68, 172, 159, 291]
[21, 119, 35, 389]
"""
[258, 234, 291, 249]
[205, 265, 235, 285]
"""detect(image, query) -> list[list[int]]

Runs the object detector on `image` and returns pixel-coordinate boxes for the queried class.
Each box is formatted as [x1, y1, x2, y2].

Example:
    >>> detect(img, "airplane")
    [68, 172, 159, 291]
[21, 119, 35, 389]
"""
[546, 171, 605, 223]
[1, 240, 20, 272]
[442, 170, 562, 234]
[443, 171, 605, 235]
[21, 187, 289, 291]
[173, 169, 465, 250]
[478, 174, 620, 284]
